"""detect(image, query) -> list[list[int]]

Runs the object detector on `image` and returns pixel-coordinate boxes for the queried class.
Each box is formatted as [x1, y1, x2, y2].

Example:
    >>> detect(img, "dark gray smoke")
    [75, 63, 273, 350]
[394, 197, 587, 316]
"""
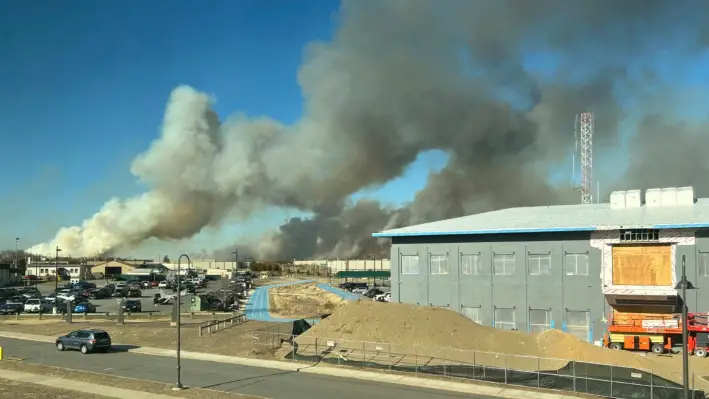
[31, 0, 709, 260]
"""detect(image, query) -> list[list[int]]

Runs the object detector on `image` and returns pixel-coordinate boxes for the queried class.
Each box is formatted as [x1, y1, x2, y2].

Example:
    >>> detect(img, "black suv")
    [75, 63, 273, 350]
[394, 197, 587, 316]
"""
[122, 299, 142, 313]
[56, 329, 112, 354]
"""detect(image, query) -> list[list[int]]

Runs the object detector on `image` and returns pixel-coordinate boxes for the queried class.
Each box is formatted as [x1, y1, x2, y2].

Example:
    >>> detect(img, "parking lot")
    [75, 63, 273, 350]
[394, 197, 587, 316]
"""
[28, 280, 225, 314]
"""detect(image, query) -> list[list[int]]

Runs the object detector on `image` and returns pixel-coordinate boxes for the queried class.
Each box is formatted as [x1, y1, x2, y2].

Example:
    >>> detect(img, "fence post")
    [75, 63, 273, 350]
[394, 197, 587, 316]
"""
[504, 354, 508, 385]
[315, 338, 319, 359]
[537, 357, 540, 388]
[572, 360, 576, 392]
[473, 351, 476, 379]
[650, 369, 653, 399]
[388, 344, 392, 371]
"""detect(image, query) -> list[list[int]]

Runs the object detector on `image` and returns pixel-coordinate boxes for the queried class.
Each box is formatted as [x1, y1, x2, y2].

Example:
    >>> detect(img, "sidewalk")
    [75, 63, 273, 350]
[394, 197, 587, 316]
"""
[0, 331, 581, 399]
[0, 369, 176, 399]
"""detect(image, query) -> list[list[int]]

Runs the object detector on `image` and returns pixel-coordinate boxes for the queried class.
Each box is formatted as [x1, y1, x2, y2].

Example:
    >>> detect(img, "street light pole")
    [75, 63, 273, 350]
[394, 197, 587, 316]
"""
[174, 253, 190, 391]
[674, 254, 696, 399]
[232, 250, 238, 271]
[54, 246, 61, 311]
[14, 238, 19, 269]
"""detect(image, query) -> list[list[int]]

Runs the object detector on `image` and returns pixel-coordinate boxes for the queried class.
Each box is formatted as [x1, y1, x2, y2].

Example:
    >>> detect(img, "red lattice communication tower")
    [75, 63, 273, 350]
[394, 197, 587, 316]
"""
[578, 112, 594, 204]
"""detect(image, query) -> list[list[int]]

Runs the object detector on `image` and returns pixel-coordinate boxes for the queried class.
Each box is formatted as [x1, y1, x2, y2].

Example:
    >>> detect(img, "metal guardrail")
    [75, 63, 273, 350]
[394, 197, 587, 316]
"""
[198, 312, 247, 336]
[250, 330, 702, 399]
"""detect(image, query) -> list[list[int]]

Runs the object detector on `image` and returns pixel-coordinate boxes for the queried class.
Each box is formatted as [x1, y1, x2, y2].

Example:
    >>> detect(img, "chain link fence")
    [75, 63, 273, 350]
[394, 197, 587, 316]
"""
[251, 328, 703, 399]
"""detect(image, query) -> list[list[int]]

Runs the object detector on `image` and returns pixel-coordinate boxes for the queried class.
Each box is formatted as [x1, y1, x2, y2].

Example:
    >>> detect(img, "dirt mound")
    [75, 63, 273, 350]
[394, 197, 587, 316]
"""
[269, 283, 346, 318]
[295, 301, 662, 372]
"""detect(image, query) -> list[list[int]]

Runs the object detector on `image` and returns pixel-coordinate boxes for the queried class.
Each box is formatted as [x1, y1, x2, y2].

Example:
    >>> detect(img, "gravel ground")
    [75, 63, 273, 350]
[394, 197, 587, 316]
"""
[0, 376, 106, 398]
[0, 360, 265, 399]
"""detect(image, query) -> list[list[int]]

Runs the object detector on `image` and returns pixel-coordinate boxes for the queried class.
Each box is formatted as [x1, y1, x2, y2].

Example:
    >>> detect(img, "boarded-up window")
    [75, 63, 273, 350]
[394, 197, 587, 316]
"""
[401, 255, 419, 275]
[565, 253, 589, 276]
[566, 310, 591, 342]
[462, 306, 482, 323]
[528, 254, 551, 275]
[493, 254, 515, 276]
[699, 252, 709, 277]
[430, 255, 449, 275]
[494, 308, 516, 330]
[612, 245, 672, 286]
[461, 253, 486, 275]
[529, 309, 551, 333]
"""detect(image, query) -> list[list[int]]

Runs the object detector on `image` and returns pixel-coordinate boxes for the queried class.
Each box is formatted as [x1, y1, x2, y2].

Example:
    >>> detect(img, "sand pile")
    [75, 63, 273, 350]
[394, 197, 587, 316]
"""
[269, 283, 347, 318]
[295, 301, 662, 372]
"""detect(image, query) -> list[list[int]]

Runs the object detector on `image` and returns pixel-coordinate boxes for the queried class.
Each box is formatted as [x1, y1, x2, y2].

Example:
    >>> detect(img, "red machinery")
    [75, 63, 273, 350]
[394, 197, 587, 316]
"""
[603, 312, 709, 357]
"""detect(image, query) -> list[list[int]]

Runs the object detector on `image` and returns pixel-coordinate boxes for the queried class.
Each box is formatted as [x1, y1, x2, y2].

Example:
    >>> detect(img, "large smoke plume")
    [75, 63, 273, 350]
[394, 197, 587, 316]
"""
[29, 0, 709, 259]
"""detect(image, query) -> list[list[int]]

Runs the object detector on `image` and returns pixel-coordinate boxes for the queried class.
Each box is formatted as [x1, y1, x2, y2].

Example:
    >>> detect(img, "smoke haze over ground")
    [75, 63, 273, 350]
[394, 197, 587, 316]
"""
[29, 0, 709, 260]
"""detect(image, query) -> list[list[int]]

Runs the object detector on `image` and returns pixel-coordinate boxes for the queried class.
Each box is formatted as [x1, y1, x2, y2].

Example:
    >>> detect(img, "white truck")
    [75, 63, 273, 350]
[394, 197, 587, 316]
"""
[23, 298, 52, 313]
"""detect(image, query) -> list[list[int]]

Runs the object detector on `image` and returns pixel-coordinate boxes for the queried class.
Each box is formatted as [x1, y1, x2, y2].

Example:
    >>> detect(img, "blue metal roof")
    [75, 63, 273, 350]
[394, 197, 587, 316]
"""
[372, 199, 709, 238]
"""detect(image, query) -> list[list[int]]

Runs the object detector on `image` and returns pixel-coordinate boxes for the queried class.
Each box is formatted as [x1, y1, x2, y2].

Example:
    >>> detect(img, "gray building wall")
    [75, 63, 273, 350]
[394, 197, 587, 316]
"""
[389, 230, 709, 344]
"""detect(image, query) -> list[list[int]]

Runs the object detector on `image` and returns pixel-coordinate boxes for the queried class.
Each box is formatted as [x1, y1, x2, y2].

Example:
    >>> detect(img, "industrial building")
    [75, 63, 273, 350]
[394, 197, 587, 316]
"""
[373, 186, 709, 345]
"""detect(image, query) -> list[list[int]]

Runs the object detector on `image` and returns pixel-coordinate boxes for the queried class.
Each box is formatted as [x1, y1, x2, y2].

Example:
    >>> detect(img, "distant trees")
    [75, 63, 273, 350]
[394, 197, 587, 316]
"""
[163, 255, 171, 264]
[0, 249, 28, 272]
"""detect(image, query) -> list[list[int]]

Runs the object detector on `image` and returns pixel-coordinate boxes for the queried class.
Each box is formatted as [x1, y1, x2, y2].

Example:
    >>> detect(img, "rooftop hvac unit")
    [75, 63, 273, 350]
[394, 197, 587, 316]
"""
[624, 189, 641, 208]
[645, 188, 662, 207]
[610, 191, 626, 209]
[661, 187, 678, 207]
[676, 186, 695, 206]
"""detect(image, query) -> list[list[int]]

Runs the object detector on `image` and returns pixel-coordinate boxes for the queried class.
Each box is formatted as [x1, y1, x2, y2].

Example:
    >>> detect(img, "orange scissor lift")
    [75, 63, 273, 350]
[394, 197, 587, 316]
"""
[603, 312, 709, 357]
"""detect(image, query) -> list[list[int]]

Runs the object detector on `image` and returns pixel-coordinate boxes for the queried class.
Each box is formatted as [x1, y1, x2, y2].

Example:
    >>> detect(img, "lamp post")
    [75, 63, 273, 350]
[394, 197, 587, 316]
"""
[14, 238, 19, 269]
[54, 246, 61, 312]
[174, 253, 190, 390]
[675, 254, 695, 399]
[232, 250, 238, 271]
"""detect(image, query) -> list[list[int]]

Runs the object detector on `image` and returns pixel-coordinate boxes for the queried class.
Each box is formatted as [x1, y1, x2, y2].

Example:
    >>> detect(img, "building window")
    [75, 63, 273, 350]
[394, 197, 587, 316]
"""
[529, 309, 552, 333]
[493, 254, 515, 276]
[401, 255, 419, 275]
[528, 254, 551, 276]
[430, 255, 449, 275]
[494, 307, 516, 330]
[462, 306, 482, 324]
[619, 229, 659, 242]
[699, 252, 709, 277]
[566, 310, 591, 342]
[461, 253, 486, 275]
[565, 253, 589, 276]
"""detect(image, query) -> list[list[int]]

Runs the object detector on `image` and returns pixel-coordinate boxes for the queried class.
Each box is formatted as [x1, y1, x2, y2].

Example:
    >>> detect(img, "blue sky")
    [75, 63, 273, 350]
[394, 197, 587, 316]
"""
[0, 1, 447, 255]
[1, 1, 707, 256]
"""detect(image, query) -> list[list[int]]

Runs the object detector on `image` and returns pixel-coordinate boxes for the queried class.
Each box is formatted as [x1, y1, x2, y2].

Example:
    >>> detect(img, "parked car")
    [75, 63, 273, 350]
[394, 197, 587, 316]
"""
[23, 298, 52, 313]
[56, 329, 112, 354]
[158, 281, 170, 289]
[375, 292, 391, 303]
[72, 302, 97, 313]
[122, 299, 142, 313]
[57, 289, 76, 302]
[0, 301, 24, 315]
[364, 288, 385, 298]
[351, 286, 369, 295]
[127, 288, 142, 298]
[88, 288, 111, 299]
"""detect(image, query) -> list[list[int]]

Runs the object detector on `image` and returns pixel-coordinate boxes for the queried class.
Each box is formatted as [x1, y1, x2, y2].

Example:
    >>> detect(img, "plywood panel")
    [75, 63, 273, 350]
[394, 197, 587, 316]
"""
[612, 245, 672, 286]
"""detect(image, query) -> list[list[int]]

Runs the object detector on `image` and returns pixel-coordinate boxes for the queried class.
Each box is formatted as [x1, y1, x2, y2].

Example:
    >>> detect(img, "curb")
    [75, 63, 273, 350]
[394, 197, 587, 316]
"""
[0, 331, 586, 399]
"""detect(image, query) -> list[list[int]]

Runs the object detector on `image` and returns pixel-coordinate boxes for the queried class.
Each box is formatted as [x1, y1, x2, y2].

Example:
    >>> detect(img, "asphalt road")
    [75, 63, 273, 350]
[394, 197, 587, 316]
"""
[0, 337, 490, 399]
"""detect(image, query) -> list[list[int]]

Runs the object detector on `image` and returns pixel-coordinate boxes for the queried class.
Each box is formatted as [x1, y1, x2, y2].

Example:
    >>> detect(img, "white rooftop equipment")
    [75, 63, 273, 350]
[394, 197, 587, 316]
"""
[624, 189, 642, 208]
[610, 190, 626, 209]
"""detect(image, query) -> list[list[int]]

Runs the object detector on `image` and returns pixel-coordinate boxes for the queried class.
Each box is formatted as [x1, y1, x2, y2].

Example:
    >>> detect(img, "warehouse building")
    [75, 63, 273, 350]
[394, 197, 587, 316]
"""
[373, 186, 709, 344]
